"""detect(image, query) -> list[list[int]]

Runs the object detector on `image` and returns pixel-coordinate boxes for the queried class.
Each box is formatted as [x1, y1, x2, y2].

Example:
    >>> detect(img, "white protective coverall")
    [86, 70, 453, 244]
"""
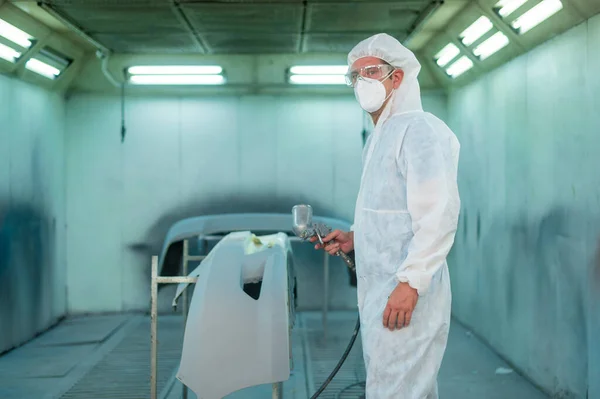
[349, 34, 461, 398]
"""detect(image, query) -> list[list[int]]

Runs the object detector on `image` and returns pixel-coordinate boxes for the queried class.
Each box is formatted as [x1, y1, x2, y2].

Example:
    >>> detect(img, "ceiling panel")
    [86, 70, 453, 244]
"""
[570, 0, 600, 15]
[182, 3, 303, 34]
[93, 32, 199, 53]
[309, 0, 426, 4]
[403, 0, 468, 50]
[179, 0, 303, 3]
[307, 2, 421, 33]
[201, 32, 299, 53]
[22, 0, 442, 55]
[40, 0, 170, 5]
[8, 0, 600, 92]
[420, 0, 468, 31]
[49, 5, 184, 35]
[303, 32, 407, 53]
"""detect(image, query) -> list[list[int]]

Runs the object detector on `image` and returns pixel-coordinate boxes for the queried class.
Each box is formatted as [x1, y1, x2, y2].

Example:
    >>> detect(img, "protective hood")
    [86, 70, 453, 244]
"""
[347, 33, 423, 128]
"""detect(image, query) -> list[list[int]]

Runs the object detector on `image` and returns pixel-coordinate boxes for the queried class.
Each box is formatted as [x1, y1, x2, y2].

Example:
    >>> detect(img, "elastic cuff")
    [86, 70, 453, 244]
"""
[395, 273, 428, 296]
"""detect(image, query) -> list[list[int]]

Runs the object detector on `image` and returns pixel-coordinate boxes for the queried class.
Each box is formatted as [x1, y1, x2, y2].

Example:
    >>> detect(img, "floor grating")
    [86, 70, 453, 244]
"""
[59, 316, 184, 399]
[302, 313, 365, 399]
[0, 311, 549, 399]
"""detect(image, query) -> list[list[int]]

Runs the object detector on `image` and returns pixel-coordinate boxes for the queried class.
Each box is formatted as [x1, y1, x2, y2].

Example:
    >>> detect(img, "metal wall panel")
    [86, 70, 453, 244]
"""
[447, 15, 600, 398]
[0, 74, 67, 354]
[586, 14, 600, 399]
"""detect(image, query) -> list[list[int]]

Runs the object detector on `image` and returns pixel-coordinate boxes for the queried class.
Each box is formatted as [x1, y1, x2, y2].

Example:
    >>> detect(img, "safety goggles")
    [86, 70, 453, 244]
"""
[344, 64, 395, 87]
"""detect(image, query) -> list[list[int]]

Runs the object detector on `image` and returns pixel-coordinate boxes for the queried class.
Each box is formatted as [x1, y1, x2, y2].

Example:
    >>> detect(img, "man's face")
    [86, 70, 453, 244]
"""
[349, 56, 404, 101]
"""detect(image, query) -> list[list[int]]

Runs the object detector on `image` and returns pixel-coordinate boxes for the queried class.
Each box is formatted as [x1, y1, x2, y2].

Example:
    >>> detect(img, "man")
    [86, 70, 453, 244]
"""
[313, 33, 461, 398]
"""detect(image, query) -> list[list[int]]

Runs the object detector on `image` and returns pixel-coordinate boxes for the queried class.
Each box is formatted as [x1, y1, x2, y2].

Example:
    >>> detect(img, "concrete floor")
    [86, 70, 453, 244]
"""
[0, 311, 548, 399]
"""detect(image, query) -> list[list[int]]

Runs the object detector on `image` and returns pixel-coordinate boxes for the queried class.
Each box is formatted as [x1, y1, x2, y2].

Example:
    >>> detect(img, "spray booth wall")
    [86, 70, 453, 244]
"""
[0, 74, 67, 354]
[446, 14, 600, 398]
[65, 92, 447, 314]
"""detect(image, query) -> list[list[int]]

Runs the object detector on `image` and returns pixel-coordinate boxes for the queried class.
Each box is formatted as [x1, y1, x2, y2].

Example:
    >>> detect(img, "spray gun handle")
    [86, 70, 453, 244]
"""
[310, 222, 356, 271]
[336, 250, 356, 271]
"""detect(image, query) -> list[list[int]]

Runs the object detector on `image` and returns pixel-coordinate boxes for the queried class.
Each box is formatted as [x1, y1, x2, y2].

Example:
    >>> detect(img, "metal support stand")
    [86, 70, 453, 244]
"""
[150, 238, 284, 399]
[323, 251, 329, 341]
[272, 382, 283, 398]
[179, 239, 207, 399]
[182, 240, 189, 399]
[151, 256, 158, 399]
[151, 254, 198, 399]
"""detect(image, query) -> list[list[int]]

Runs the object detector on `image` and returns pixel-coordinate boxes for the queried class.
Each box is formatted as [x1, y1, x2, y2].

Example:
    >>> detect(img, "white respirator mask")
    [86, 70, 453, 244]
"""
[353, 71, 394, 113]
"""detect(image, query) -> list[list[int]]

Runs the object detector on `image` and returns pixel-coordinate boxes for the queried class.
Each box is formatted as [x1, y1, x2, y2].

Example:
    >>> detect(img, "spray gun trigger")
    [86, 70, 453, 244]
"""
[315, 231, 325, 246]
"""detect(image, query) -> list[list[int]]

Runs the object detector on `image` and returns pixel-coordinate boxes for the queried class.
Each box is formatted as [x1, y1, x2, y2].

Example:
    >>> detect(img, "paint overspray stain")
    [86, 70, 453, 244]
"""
[500, 208, 588, 392]
[0, 138, 61, 354]
[593, 237, 600, 291]
[0, 202, 54, 355]
[462, 210, 468, 241]
[476, 212, 481, 242]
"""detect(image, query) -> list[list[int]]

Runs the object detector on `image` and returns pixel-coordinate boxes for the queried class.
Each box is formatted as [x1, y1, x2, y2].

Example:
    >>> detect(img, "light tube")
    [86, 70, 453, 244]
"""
[127, 65, 223, 75]
[511, 0, 563, 34]
[473, 32, 510, 60]
[25, 58, 61, 79]
[434, 43, 460, 67]
[129, 74, 225, 85]
[0, 42, 20, 63]
[460, 16, 494, 46]
[38, 47, 71, 68]
[288, 74, 346, 85]
[495, 0, 529, 18]
[289, 65, 348, 75]
[446, 56, 474, 78]
[0, 18, 33, 48]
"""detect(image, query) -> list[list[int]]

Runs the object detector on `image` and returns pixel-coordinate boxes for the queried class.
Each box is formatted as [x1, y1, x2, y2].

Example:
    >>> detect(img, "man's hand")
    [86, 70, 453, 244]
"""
[383, 282, 418, 331]
[309, 230, 354, 255]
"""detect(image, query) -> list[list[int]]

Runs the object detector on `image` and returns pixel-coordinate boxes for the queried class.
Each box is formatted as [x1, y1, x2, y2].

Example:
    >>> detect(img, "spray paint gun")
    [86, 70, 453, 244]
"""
[291, 204, 355, 272]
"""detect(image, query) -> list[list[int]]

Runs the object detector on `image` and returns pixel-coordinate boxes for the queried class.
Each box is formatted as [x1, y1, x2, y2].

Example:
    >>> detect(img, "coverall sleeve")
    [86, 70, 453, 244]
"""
[395, 118, 460, 295]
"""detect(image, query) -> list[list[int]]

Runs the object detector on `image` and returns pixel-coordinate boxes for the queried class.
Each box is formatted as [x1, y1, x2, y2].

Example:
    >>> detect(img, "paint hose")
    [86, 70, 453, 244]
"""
[310, 315, 361, 399]
[290, 204, 362, 397]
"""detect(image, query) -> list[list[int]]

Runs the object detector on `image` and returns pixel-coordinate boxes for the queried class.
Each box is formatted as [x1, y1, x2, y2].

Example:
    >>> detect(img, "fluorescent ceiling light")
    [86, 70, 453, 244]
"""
[127, 65, 222, 75]
[494, 0, 529, 18]
[0, 42, 21, 63]
[0, 18, 33, 48]
[473, 32, 510, 60]
[446, 56, 474, 78]
[289, 74, 346, 85]
[459, 16, 494, 46]
[289, 65, 348, 75]
[129, 74, 225, 85]
[127, 65, 226, 85]
[511, 0, 563, 34]
[38, 47, 71, 69]
[434, 43, 460, 67]
[25, 58, 61, 79]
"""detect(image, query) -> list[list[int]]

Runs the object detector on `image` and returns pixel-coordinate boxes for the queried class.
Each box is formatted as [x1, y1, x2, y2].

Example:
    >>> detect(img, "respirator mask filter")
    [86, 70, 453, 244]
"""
[351, 67, 395, 113]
